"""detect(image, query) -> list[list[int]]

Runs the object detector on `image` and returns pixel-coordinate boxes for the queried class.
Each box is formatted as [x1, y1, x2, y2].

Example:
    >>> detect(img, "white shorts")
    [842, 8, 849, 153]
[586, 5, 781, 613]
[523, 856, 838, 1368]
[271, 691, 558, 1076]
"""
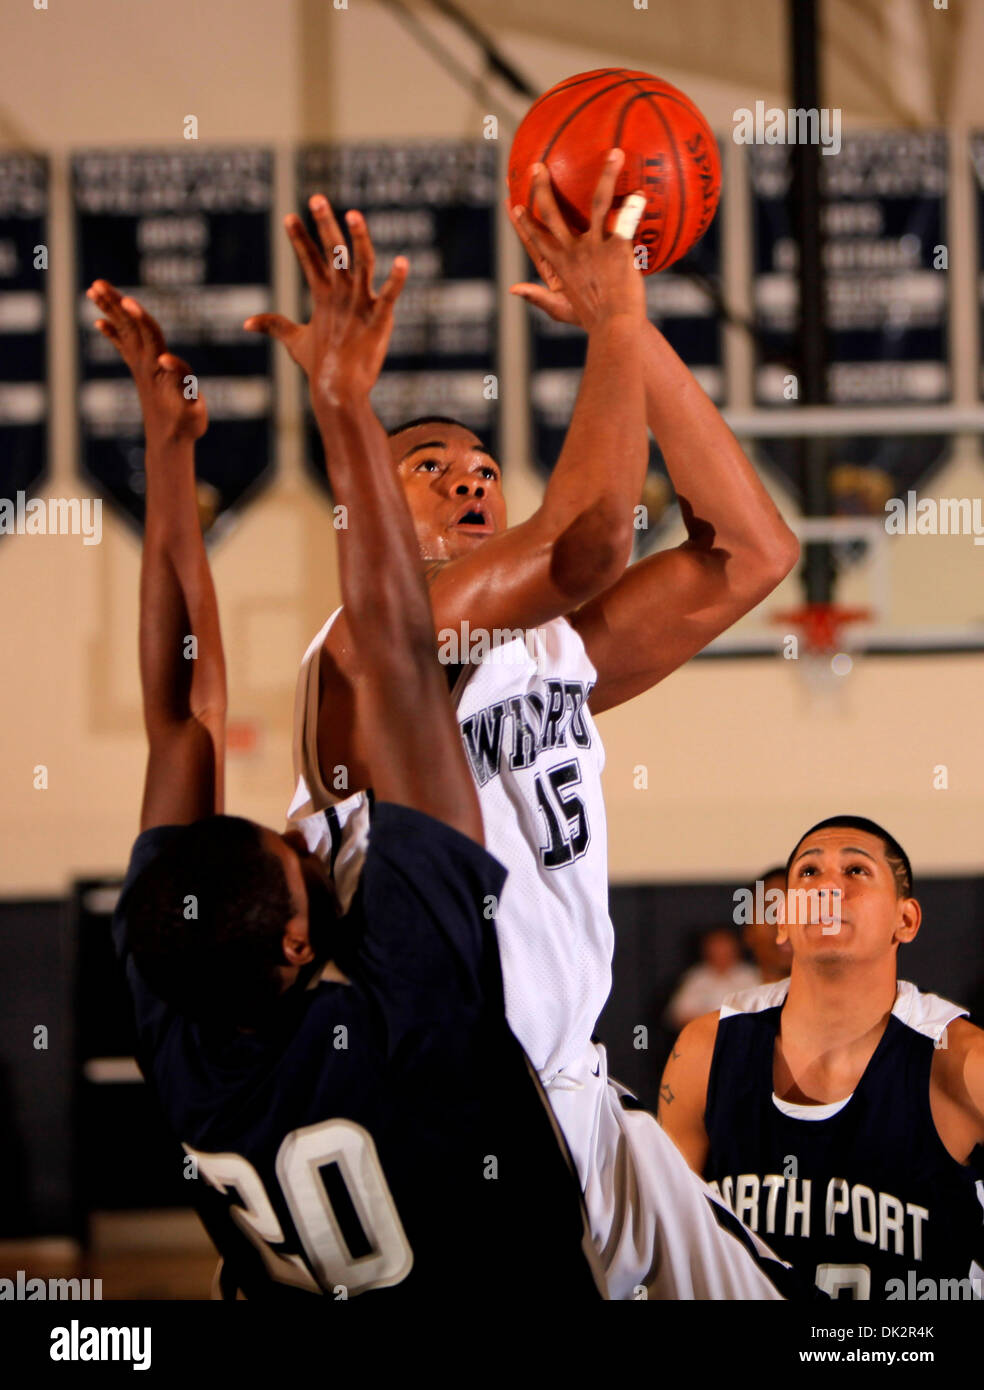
[545, 1042, 791, 1300]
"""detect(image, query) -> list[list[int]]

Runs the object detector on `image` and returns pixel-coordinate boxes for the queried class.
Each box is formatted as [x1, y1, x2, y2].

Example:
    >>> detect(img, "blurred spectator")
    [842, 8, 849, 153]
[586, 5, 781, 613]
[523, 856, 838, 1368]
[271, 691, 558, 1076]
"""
[742, 865, 792, 985]
[664, 926, 759, 1030]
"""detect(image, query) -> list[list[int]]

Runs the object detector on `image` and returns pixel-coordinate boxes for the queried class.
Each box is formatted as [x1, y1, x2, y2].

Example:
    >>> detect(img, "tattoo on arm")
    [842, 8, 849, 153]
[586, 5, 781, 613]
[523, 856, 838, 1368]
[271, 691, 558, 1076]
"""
[657, 1044, 680, 1124]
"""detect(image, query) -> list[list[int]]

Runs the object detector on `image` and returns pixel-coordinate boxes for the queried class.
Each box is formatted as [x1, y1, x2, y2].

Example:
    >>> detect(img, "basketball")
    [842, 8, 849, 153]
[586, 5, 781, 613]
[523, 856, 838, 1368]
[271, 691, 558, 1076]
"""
[507, 68, 721, 273]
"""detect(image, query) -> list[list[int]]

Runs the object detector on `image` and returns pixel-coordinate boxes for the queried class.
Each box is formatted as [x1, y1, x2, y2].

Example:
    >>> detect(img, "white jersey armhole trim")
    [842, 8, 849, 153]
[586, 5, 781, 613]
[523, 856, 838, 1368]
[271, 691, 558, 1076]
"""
[720, 978, 790, 1019]
[892, 978, 968, 1039]
[288, 608, 343, 820]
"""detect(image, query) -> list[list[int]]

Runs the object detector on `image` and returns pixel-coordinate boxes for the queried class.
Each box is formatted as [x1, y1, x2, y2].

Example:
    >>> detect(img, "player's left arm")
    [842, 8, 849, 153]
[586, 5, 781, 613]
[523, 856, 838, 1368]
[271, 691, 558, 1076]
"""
[932, 1018, 984, 1157]
[87, 281, 226, 830]
[512, 202, 799, 714]
[569, 331, 798, 711]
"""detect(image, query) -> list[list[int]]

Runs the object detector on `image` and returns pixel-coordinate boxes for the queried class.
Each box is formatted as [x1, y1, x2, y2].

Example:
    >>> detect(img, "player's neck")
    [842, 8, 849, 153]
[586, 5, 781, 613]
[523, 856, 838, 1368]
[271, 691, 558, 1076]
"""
[781, 962, 898, 1054]
[760, 965, 789, 984]
[775, 966, 898, 1102]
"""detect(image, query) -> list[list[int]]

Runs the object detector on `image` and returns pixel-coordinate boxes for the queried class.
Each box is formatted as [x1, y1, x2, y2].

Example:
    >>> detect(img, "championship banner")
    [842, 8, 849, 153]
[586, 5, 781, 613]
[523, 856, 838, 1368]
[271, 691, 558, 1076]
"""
[750, 132, 950, 506]
[0, 154, 48, 524]
[529, 147, 723, 550]
[74, 149, 274, 533]
[297, 141, 498, 489]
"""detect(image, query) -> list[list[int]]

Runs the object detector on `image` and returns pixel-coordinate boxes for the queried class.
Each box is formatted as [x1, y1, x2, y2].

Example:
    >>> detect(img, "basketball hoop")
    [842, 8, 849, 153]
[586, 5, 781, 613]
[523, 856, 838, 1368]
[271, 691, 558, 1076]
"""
[774, 602, 872, 697]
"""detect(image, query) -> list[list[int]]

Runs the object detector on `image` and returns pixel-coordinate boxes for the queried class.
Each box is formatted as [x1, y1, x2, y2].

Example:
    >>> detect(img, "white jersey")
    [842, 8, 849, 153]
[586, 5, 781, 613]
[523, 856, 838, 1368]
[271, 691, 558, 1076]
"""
[288, 608, 794, 1298]
[288, 611, 614, 1082]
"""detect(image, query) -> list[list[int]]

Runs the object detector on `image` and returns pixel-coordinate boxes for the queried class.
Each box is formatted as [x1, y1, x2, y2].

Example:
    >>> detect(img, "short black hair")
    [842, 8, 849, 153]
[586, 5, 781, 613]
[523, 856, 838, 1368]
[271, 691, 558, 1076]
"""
[123, 816, 293, 1027]
[386, 415, 481, 439]
[786, 816, 913, 897]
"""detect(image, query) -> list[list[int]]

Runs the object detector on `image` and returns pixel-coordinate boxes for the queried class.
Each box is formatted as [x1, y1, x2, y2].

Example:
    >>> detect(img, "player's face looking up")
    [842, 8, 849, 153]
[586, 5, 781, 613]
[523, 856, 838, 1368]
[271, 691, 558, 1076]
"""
[780, 827, 921, 967]
[389, 422, 506, 563]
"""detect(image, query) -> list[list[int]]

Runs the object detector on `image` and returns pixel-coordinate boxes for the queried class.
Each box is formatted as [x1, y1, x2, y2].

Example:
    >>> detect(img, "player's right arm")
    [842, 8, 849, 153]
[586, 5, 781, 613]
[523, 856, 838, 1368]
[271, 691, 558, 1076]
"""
[269, 201, 483, 843]
[657, 1010, 720, 1174]
[417, 151, 648, 633]
[252, 152, 647, 640]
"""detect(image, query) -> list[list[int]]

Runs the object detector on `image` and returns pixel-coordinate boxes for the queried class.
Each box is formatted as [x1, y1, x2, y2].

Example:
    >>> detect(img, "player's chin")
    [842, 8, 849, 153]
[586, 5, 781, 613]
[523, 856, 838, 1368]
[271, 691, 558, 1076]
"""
[800, 922, 856, 959]
[447, 523, 495, 550]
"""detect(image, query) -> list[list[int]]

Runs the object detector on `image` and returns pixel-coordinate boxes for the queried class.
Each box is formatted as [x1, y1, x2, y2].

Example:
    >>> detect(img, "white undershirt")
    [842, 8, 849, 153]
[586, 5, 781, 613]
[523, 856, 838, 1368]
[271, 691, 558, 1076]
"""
[771, 1092, 852, 1121]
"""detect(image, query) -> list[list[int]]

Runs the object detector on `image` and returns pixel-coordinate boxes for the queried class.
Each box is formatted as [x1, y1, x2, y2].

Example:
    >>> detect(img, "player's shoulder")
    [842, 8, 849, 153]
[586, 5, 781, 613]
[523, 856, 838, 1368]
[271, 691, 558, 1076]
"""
[674, 1009, 723, 1068]
[930, 1015, 984, 1088]
[719, 977, 790, 1020]
[892, 981, 979, 1109]
[366, 801, 506, 904]
[891, 978, 968, 1040]
[115, 824, 188, 926]
[928, 1013, 984, 1152]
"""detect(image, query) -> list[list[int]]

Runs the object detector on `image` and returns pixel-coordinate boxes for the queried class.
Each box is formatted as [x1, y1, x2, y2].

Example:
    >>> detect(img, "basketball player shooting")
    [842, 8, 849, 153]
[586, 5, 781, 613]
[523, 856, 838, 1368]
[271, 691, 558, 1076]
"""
[251, 156, 804, 1298]
[83, 275, 606, 1302]
[658, 816, 984, 1300]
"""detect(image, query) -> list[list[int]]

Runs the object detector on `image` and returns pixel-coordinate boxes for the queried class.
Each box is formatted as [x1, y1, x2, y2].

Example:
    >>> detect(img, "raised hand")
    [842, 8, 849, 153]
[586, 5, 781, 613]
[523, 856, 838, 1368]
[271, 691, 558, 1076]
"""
[86, 281, 207, 442]
[244, 196, 408, 414]
[507, 150, 647, 331]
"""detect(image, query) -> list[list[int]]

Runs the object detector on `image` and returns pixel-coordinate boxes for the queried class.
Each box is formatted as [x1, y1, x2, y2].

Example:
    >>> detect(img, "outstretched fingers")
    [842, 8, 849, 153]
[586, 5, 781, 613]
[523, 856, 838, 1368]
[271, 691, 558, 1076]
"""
[156, 351, 193, 377]
[120, 295, 167, 358]
[308, 195, 348, 273]
[529, 163, 573, 247]
[507, 202, 562, 291]
[243, 312, 301, 345]
[284, 213, 329, 295]
[346, 210, 376, 299]
[87, 280, 166, 365]
[589, 148, 625, 240]
[510, 202, 564, 280]
[92, 318, 122, 357]
[87, 280, 137, 355]
[370, 255, 409, 323]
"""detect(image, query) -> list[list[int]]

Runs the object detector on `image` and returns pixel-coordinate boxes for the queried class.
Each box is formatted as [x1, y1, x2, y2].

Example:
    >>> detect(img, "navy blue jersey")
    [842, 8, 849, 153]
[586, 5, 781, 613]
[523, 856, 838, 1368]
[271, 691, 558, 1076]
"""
[113, 802, 604, 1302]
[704, 980, 984, 1300]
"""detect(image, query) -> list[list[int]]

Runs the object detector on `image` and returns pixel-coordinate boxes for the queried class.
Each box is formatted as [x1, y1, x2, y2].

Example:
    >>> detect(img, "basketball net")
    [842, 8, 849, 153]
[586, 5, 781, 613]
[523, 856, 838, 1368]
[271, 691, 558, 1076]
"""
[774, 602, 872, 702]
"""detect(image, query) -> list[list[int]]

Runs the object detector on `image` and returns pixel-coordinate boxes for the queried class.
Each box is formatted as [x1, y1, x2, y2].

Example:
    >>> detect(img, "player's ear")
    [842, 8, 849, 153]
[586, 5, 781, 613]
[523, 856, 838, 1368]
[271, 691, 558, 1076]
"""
[894, 896, 921, 945]
[282, 921, 315, 966]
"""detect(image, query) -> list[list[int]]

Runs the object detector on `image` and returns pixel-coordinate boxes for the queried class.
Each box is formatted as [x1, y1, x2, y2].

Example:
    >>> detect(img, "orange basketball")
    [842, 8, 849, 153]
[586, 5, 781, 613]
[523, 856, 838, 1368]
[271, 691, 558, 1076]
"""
[508, 68, 720, 274]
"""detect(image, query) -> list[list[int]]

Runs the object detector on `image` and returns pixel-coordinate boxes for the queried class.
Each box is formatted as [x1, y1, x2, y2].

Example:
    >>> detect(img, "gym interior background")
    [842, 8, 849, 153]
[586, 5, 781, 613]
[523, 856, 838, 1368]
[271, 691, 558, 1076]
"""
[1, 0, 981, 1296]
